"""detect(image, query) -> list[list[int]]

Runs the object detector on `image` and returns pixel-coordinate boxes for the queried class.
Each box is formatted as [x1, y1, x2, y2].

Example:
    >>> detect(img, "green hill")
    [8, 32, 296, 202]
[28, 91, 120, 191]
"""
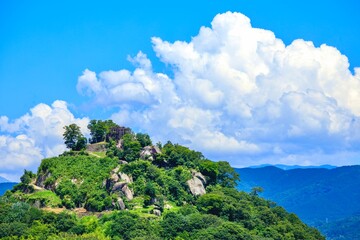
[0, 129, 324, 239]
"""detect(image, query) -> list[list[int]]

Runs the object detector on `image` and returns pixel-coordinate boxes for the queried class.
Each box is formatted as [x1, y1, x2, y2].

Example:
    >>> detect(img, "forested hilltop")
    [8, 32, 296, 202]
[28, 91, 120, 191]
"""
[0, 120, 324, 239]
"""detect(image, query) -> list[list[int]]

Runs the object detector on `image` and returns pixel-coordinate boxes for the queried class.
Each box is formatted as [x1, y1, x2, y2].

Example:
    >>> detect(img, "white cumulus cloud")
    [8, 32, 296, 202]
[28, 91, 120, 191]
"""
[0, 100, 89, 181]
[77, 12, 360, 166]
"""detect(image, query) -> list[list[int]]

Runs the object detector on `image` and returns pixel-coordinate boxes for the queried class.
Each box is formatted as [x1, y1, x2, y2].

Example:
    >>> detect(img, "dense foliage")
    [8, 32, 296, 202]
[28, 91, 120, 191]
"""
[0, 189, 324, 240]
[1, 126, 324, 239]
[35, 155, 118, 210]
[315, 214, 360, 240]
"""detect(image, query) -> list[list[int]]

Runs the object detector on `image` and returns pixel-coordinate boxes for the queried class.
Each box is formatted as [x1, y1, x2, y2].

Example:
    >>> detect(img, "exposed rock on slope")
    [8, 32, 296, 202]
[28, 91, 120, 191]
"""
[106, 166, 134, 201]
[187, 171, 206, 196]
[140, 145, 161, 161]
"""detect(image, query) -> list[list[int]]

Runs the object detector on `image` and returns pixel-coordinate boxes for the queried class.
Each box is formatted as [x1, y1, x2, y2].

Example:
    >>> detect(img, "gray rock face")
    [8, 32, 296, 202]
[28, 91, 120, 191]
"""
[108, 167, 134, 201]
[111, 166, 120, 174]
[153, 209, 161, 216]
[110, 173, 119, 183]
[153, 146, 161, 155]
[140, 146, 154, 160]
[35, 171, 52, 189]
[187, 171, 206, 196]
[86, 142, 107, 152]
[121, 184, 133, 200]
[116, 139, 123, 149]
[118, 160, 128, 165]
[117, 197, 126, 210]
[112, 182, 127, 192]
[109, 166, 120, 183]
[194, 172, 207, 185]
[119, 172, 132, 183]
[108, 167, 132, 186]
[140, 146, 162, 161]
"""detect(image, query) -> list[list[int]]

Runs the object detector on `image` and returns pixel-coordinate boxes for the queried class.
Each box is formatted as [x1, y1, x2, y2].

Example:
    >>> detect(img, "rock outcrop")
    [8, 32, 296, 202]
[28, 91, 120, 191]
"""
[107, 167, 134, 201]
[121, 184, 134, 200]
[116, 197, 126, 210]
[187, 171, 207, 196]
[153, 209, 161, 216]
[140, 146, 161, 161]
[35, 171, 57, 190]
[119, 172, 132, 183]
[86, 142, 107, 152]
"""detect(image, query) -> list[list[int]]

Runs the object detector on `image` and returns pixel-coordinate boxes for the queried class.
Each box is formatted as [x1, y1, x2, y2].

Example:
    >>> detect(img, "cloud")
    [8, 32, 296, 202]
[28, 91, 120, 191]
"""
[0, 100, 89, 181]
[77, 12, 360, 166]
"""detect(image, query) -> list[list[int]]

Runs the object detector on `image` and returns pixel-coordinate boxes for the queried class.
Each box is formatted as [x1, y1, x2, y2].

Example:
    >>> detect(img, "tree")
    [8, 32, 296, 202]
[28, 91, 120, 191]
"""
[250, 186, 264, 197]
[120, 134, 141, 162]
[87, 120, 107, 143]
[87, 119, 129, 143]
[217, 161, 240, 188]
[136, 133, 152, 148]
[63, 124, 87, 151]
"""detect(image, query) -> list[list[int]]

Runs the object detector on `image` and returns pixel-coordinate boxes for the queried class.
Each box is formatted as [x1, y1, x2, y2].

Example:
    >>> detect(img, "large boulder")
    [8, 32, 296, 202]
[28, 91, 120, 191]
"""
[153, 209, 161, 216]
[187, 171, 206, 196]
[112, 182, 133, 200]
[112, 182, 127, 192]
[110, 166, 120, 182]
[116, 197, 126, 210]
[121, 184, 134, 200]
[110, 173, 119, 183]
[119, 172, 132, 183]
[35, 171, 52, 189]
[111, 166, 120, 174]
[86, 142, 107, 152]
[140, 146, 154, 160]
[108, 167, 134, 201]
[140, 146, 162, 161]
[194, 172, 207, 185]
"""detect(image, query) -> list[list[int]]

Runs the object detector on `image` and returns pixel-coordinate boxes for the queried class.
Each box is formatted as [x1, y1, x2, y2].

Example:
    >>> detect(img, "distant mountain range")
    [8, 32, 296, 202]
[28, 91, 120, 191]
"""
[236, 165, 360, 222]
[0, 176, 10, 183]
[235, 165, 360, 240]
[0, 182, 17, 196]
[0, 175, 17, 196]
[248, 164, 336, 170]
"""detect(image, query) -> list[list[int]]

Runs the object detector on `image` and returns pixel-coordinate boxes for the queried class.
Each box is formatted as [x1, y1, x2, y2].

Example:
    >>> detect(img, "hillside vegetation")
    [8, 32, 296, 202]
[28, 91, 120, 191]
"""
[0, 122, 324, 239]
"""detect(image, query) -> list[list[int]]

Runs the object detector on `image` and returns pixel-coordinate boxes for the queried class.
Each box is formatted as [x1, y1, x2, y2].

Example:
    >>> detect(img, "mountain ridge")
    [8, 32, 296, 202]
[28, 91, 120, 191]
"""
[246, 164, 337, 170]
[235, 165, 360, 239]
[236, 165, 360, 222]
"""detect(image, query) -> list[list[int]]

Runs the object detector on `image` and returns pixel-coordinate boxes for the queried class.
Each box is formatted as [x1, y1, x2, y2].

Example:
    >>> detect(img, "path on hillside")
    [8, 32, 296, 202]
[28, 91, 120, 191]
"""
[87, 151, 102, 158]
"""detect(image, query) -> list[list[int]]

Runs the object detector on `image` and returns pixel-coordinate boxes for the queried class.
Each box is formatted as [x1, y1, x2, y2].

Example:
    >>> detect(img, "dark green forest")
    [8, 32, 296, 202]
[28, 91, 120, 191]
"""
[0, 121, 324, 239]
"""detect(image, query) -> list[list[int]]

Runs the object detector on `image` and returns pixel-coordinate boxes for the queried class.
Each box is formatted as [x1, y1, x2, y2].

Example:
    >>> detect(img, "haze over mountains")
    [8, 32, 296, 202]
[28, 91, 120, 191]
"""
[0, 176, 9, 183]
[0, 176, 17, 196]
[236, 165, 360, 222]
[236, 165, 360, 240]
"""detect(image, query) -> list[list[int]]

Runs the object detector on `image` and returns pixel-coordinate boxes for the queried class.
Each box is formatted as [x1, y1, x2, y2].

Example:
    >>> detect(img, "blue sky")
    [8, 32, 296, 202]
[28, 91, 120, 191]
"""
[1, 0, 360, 180]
